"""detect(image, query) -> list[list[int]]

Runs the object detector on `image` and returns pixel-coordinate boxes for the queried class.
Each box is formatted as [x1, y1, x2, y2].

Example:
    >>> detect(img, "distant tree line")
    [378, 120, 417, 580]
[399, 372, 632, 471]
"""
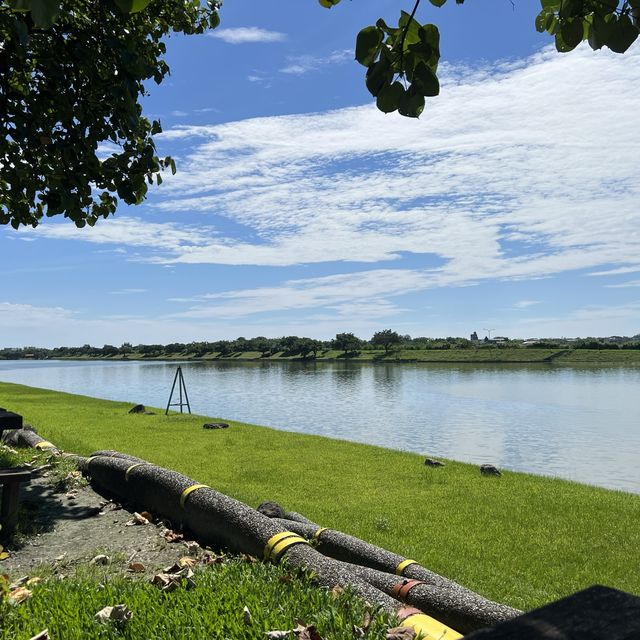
[2, 331, 640, 361]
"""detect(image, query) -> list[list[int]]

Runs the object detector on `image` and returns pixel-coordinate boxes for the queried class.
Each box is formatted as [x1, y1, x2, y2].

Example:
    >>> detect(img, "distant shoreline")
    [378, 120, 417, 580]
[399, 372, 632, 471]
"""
[4, 347, 640, 366]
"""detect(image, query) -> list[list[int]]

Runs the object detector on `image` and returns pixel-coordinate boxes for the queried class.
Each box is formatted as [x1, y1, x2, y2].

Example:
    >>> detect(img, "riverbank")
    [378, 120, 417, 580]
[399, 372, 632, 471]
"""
[1, 381, 639, 612]
[5, 347, 640, 365]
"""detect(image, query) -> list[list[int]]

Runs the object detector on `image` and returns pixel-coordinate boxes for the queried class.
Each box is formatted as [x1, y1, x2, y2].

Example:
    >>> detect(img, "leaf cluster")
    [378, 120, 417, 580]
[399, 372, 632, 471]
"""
[0, 1, 220, 228]
[536, 0, 640, 53]
[320, 0, 639, 120]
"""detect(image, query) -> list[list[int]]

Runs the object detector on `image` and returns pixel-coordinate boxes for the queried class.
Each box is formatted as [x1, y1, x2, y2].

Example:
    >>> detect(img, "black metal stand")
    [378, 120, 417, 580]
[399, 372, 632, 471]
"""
[165, 366, 191, 415]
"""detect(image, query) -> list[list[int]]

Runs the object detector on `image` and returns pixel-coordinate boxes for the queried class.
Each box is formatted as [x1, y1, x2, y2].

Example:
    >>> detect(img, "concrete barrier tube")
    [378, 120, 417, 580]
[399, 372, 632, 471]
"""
[339, 562, 519, 634]
[2, 428, 60, 454]
[273, 519, 521, 632]
[84, 455, 399, 611]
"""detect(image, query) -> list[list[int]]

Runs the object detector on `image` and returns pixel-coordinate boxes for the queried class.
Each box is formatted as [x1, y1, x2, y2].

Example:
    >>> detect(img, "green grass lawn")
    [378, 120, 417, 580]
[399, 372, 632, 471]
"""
[1, 381, 639, 613]
[1, 558, 390, 640]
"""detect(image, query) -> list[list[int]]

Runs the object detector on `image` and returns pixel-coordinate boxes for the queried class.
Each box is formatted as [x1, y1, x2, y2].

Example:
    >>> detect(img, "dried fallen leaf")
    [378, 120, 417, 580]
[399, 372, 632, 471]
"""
[241, 553, 258, 563]
[386, 627, 416, 640]
[243, 605, 252, 625]
[90, 554, 110, 565]
[353, 625, 365, 638]
[279, 574, 294, 583]
[265, 631, 292, 640]
[28, 631, 49, 640]
[125, 512, 150, 526]
[362, 611, 371, 632]
[178, 556, 197, 568]
[54, 554, 66, 562]
[128, 562, 146, 573]
[9, 576, 30, 589]
[94, 604, 133, 624]
[162, 530, 184, 543]
[9, 587, 32, 605]
[330, 585, 345, 599]
[297, 624, 323, 640]
[184, 540, 200, 555]
[139, 511, 153, 521]
[26, 577, 42, 586]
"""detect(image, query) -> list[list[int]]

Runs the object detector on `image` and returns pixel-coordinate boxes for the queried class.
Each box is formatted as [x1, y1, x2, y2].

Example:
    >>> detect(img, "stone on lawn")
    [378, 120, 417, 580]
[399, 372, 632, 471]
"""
[480, 464, 502, 477]
[128, 404, 146, 414]
[203, 422, 229, 429]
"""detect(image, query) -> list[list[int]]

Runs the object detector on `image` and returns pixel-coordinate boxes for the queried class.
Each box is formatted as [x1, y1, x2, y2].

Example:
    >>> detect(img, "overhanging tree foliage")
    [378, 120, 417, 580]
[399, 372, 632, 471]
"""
[1, 1, 637, 229]
[0, 0, 219, 229]
[321, 0, 640, 117]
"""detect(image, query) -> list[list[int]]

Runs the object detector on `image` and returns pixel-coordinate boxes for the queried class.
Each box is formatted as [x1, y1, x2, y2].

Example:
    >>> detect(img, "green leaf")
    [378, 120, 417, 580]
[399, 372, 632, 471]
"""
[365, 58, 393, 96]
[560, 18, 584, 50]
[114, 0, 153, 14]
[398, 87, 425, 118]
[559, 0, 584, 19]
[428, 0, 447, 6]
[29, 0, 60, 28]
[412, 62, 440, 97]
[535, 11, 548, 33]
[606, 15, 639, 53]
[8, 0, 32, 12]
[355, 26, 383, 67]
[376, 81, 405, 113]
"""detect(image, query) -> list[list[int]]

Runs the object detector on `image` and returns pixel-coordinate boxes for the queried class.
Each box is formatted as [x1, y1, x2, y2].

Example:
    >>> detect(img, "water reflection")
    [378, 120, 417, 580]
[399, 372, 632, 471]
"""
[0, 359, 638, 493]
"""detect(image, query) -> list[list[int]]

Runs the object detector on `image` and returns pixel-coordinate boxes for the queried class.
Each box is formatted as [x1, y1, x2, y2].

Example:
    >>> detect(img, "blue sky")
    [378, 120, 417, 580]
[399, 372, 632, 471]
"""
[2, 1, 640, 347]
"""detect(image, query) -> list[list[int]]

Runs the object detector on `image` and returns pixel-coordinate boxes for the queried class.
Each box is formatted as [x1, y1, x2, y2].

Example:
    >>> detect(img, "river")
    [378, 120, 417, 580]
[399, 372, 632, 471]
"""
[1, 359, 638, 493]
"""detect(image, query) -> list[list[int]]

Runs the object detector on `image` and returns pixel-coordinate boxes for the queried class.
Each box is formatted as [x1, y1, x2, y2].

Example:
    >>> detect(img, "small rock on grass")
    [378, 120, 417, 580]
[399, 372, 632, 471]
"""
[128, 404, 146, 414]
[203, 422, 229, 429]
[480, 464, 502, 477]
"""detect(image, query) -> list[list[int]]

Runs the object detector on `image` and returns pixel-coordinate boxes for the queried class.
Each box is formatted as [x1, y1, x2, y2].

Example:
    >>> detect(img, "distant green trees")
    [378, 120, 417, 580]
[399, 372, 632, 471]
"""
[371, 329, 403, 354]
[3, 333, 640, 360]
[333, 332, 363, 356]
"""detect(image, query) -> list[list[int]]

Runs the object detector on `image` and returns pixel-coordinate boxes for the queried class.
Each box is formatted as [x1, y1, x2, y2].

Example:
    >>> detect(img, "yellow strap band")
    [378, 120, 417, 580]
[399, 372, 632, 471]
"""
[179, 484, 209, 508]
[125, 463, 145, 481]
[264, 532, 299, 560]
[264, 532, 308, 562]
[269, 536, 308, 562]
[401, 614, 463, 640]
[313, 527, 328, 539]
[396, 559, 418, 575]
[35, 441, 55, 449]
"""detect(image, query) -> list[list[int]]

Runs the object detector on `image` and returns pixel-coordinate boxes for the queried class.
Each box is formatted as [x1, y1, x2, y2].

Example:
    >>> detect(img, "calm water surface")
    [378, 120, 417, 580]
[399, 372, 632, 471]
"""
[1, 359, 638, 493]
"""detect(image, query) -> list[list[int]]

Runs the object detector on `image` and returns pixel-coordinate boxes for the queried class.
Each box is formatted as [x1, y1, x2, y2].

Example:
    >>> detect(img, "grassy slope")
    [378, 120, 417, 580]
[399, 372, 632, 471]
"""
[1, 382, 639, 613]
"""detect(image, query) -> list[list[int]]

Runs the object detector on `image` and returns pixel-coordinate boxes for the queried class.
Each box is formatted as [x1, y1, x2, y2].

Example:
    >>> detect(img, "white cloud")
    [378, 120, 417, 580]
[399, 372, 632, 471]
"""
[22, 44, 640, 331]
[514, 301, 640, 338]
[279, 49, 352, 75]
[514, 300, 540, 309]
[30, 217, 216, 255]
[171, 110, 189, 117]
[588, 265, 640, 277]
[0, 302, 74, 329]
[606, 279, 640, 288]
[110, 288, 147, 295]
[171, 270, 430, 320]
[208, 27, 286, 45]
